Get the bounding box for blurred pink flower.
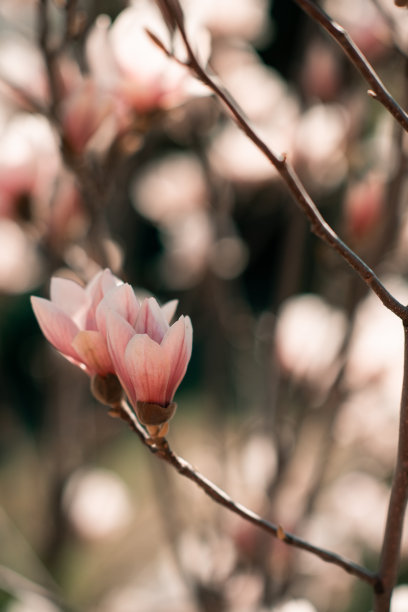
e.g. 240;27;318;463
343;173;385;242
0;114;59;220
86;1;210;118
60;79;114;154
103;292;192;411
31;269;122;376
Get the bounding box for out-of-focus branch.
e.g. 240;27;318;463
38;0;60;115
294;0;408;132
111;399;379;589
37;0;110;268
152;0;408;323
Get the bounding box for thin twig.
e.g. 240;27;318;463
294;0;408;133
374;322;408;610
154;0;408;323
112;399;379;589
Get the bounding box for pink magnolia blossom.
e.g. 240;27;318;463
100;288;192;417
32;270;192;433
31;269;123;376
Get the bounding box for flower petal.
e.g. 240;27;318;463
50;276;88;326
85;269;122;330
105;309;136;404
135;297;168;343
161;299;178;323
96;283;140;336
125;334;171;405
162;315;192;400
72;330;113;375
31;296;81;362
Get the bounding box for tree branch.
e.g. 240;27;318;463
154;0;408;323
294;0;408;132
111;399;379;589
374;323;408;610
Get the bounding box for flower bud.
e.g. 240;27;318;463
91;373;124;406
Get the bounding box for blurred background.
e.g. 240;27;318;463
1;0;408;610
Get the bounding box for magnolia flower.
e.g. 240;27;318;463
99;285;192;434
31;269;192;435
31;269;123;376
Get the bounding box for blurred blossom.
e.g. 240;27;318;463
323;0;391;61
0;114;59;220
299;40;342;101
86;1;210;119
343;172;385;243
208;236;249;280
225;572;264;611
239;434;277;492
185;0;271;42
60;78;115;154
375;0;408;50
0;36;48;107
45;171;89;251
62;468;132;540
391;585;408;612
320;472;388;550
209;121;289;185
273;599;317;612
0;219;43;293
275;294;347;391
208;62;299;184
335;387;400;466
178;530;236;583
160;210;214;288
293;104;349;190
345;276;408;395
217;54;298;124
132;153;209;223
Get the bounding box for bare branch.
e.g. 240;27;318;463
374;323;408;610
294;0;408;132
112;399;379;589
156;0;408;323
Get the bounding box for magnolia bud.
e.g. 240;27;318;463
91;373;124;406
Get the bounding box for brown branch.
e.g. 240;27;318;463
294;0;408;133
374;323;408;610
154;0;408;323
112;399;379;589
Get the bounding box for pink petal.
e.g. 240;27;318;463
161;299;178;323
31;296;81;362
85;269;122;330
100;268;123;295
125;334;171;405
50;276;88;325
135;297;169;343
105;309;136;404
96;283;140;336
162;316;192;400
72;330;113;375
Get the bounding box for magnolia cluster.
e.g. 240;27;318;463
31;269;192;436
